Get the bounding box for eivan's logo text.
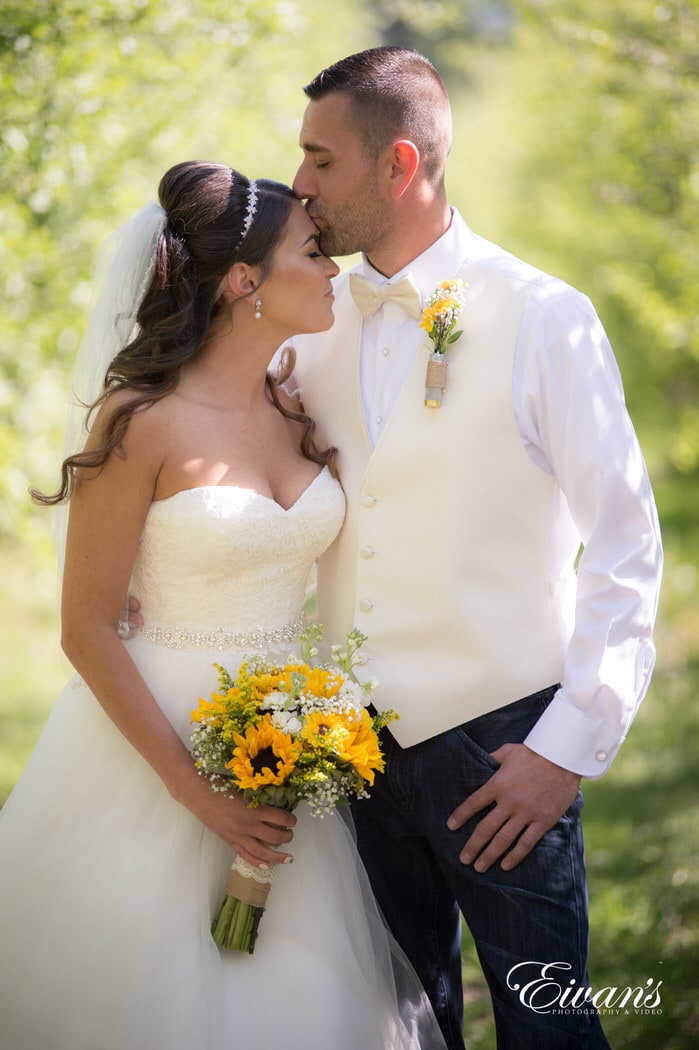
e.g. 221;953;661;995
507;961;663;1015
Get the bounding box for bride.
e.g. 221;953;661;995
0;161;446;1050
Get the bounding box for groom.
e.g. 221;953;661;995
287;47;662;1050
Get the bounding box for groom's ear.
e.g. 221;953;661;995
386;140;420;199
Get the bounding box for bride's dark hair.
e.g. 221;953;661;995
34;160;336;506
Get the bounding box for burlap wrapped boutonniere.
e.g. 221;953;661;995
421;279;467;407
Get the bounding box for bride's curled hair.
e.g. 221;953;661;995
34;160;336;506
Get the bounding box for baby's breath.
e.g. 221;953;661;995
190;623;397;816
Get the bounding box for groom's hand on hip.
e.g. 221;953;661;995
447;744;582;872
125;595;144;635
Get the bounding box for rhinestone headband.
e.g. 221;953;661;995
236;178;258;249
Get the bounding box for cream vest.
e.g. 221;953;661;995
293;260;574;746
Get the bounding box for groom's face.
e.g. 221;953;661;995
293;92;393;258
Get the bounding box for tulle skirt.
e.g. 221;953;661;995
0;638;445;1050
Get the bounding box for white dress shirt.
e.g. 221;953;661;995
354;208;662;775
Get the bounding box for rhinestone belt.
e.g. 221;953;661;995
139;615;306;651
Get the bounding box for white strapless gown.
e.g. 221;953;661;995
0;468;446;1050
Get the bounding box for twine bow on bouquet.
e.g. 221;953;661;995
421;278;468;407
190;623;396;954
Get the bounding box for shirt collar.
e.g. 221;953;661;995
357;208;474;298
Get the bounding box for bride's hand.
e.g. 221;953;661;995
188;784;297;869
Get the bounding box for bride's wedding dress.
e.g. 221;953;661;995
0;467;445;1050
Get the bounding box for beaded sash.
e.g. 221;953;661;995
139;615;306;652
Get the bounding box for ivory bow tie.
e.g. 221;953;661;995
349;273;422;319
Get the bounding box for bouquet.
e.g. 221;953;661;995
190;623;396;954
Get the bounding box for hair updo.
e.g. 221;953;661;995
155;161;296;320
128;161;297;387
34;161;335;505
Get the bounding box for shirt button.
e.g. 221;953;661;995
358;599;374;612
595;750;608;763
362;494;377;508
375;415;383;425
382;347;390;357
360;546;375;559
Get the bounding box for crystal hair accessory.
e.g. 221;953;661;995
213;177;260;301
237;179;258;249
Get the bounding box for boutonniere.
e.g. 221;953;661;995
420;279;467;407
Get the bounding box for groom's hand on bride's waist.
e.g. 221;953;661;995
124;595;144;637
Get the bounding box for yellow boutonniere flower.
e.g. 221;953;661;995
422;278;467;407
420;278;467;353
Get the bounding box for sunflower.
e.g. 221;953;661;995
300;710;351;749
190;692;227;725
304;666;344;699
334;709;386;785
227;714;301;789
247;671;286;702
271;663;343;701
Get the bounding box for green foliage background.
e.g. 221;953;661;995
1;1;697;1046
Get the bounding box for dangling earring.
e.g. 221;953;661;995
254;298;262;320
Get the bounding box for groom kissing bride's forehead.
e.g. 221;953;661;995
288;45;661;1050
0;43;660;1050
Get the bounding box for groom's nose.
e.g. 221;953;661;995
292;160;316;203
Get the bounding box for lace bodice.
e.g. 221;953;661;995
130;467;345;642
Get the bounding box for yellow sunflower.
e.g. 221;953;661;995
300;710;351;748
227;714;301;789
190;693;227;724
268;663;344;701
335;709;385;785
304;666;344;699
247;671;285;701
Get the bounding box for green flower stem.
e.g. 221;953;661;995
211;895;265;954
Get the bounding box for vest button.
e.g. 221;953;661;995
358;599;374;612
360;546;375;559
362;494;377;507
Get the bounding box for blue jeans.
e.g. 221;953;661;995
351;686;611;1050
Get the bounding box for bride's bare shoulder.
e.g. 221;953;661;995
88;387;176;452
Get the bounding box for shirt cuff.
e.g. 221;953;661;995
524;690;624;778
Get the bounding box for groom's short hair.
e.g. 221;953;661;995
303;46;451;186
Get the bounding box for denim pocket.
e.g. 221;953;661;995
452;724;502;771
453;684;560;762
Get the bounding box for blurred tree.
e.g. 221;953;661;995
0;0;311;539
509;1;699;476
371;0;515;80
370;0;697;482
3;0;697;551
